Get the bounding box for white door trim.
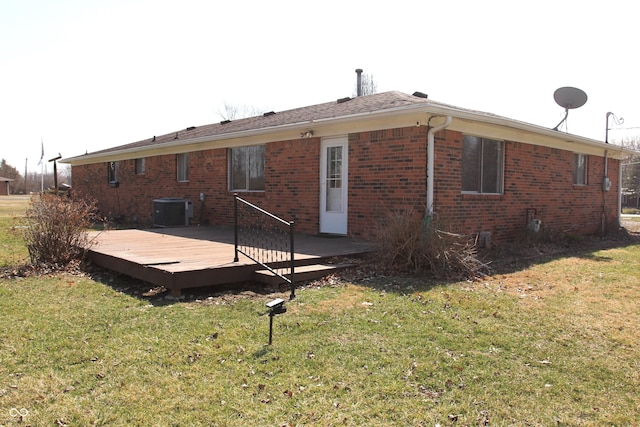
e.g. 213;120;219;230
320;136;348;235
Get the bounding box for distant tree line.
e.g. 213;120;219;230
0;158;70;194
617;137;640;206
620;138;640;184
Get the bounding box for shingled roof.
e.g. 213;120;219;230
63;90;632;164
83;91;443;157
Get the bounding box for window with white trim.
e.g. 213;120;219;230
177;153;189;182
573;153;587;185
135;158;145;175
107;161;118;183
229;145;265;191
462;135;504;194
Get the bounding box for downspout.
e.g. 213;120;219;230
618;156;623;227
426;115;452;219
602;149;608;235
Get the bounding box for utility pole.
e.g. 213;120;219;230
48;154;62;195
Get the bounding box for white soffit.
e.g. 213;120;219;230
449;117;628;159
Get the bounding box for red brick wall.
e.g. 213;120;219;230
71;126;620;242
71;150;230;225
232;138;321;230
348;127;428;238
432;132;620;242
70;139;323;230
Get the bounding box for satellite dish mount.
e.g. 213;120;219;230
552;87;588;131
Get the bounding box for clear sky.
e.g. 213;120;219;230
1;0;638;172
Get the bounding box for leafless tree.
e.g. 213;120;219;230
354;72;377;97
619;136;640;201
217;102;267;121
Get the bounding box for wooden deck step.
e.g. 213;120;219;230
254;263;353;286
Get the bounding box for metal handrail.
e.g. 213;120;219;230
233;194;295;299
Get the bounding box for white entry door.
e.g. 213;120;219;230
320;137;348;234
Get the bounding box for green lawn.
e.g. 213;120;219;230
1;196;639;426
0;195;30;265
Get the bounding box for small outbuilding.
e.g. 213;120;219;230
0;177;13;196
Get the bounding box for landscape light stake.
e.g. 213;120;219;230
265;298;286;345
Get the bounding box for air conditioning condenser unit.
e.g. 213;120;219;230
153;198;194;227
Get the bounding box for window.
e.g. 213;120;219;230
107;161;118;183
135;158;146;175
326;145;343;211
177;153;189;182
573;154;587;185
462;135;504;194
229;145;265;191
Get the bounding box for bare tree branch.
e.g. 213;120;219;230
354;72;377;97
217;102;267;121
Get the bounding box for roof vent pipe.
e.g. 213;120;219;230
355;69;363;97
426;116;452;219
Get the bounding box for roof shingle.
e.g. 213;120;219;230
86;91;436;156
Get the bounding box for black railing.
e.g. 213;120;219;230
233;194;296;299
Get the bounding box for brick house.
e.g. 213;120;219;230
62;91;630;243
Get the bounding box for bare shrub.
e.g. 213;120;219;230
375;210;487;279
22;194;102;266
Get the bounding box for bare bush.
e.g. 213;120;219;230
375;210;487;279
22;194;102;266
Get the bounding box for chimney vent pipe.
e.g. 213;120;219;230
355;68;363;97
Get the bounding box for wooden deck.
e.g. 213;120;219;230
86;226;373;294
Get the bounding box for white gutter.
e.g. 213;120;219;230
61;119;316;164
62;95;637;167
426;115;452;218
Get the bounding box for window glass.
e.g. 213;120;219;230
135;158;145;175
326;145;343;211
462;135;504;194
573;154;587;185
108;161;118;183
177;153;189;181
481;140;503;193
462;136;481;192
230;146;265;191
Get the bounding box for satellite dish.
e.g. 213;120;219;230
554;87;588;110
552;86;588;131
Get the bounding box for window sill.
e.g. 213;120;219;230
461;192;504;200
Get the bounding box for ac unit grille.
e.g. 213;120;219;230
153;198;194;227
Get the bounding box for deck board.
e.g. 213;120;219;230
86;226;373;292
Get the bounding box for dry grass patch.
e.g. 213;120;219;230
0;196;30;266
295;282;370;315
0;195;30;218
479;251;640;338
